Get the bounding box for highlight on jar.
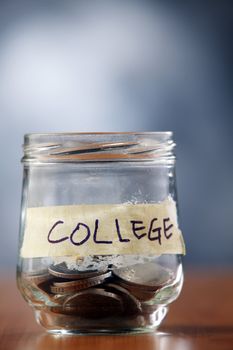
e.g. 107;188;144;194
17;132;186;334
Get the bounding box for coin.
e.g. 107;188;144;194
22;260;172;325
49;294;70;313
25;268;48;276
116;280;156;301
37;278;55;295
112;263;173;291
48;262;107;280
63;288;123;318
50;271;111;294
23;272;51;285
51;294;68;304
105;283;142;314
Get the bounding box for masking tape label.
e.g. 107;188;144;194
20;197;186;258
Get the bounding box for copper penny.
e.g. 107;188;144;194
105;283;142;315
116;280;156;301
23;272;51;286
37;278;55;295
50;271;111;294
63;288;123;318
25;269;48;276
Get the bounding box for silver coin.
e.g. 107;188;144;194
48;262;107;280
112;263;173;291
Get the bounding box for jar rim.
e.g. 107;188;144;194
22;132;175;164
24;131;173;138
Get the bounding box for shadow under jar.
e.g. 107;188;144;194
17;132;185;334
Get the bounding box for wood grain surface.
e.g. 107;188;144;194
0;270;233;350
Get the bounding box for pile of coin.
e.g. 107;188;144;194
22;262;173;320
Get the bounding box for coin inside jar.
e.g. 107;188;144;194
23;272;51;285
112;262;173;291
48;262;107;280
50;271;111;294
116;280;156;301
104;283;142;314
63;288;124;318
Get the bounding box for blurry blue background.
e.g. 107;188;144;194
0;0;232;267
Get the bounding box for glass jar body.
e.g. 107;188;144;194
17;133;184;334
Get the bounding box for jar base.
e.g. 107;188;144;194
34;306;168;335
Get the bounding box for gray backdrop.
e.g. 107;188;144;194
0;0;232;267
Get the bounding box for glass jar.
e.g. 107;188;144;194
17;132;185;334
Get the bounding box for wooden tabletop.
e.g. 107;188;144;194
0;270;233;350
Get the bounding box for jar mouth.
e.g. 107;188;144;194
25;131;172;137
22;132;175;164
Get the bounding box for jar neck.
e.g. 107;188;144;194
22;132;176;164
